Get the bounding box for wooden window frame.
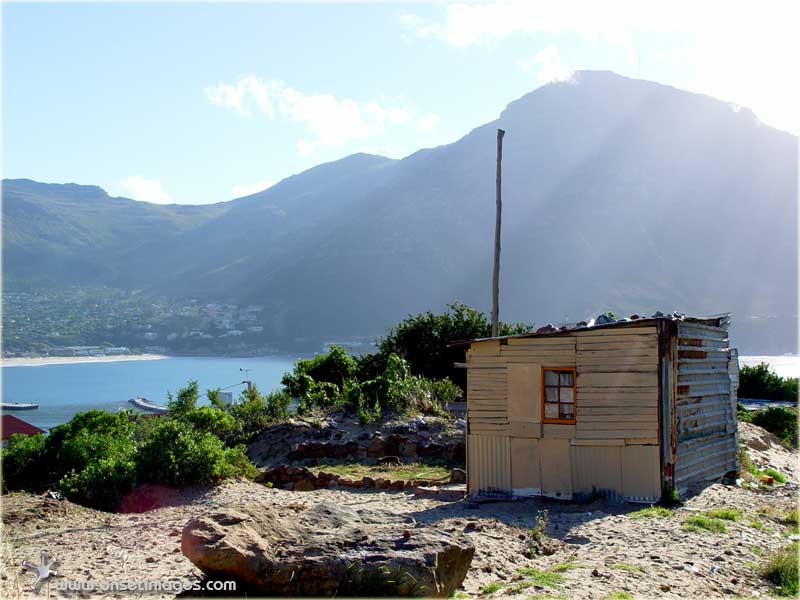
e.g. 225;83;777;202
541;366;577;425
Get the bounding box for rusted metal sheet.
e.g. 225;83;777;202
467;433;511;497
673;322;737;490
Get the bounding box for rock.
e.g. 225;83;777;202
660;584;671;592
362;477;376;489
367;437;387;457
293;479;316;492
145;557;157;563
414;486;439;499
182;503;474;597
450;468;467;484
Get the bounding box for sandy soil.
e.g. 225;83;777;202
1;425;797;599
0;355;169;368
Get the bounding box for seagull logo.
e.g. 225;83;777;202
21;550;59;590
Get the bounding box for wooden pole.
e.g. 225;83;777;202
491;128;505;338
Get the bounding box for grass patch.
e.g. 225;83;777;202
748;519;765;531
739;445;761;477
313;460;450;482
784;509;798;525
515;568;565;589
606;592;633;600
481;581;503;595
704;507;743;521
760;542;799;596
763;468;787;483
549;562;580;573
628;506;673;519
610;563;642;573
682;515;728;533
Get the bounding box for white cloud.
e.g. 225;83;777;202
399;1;800;132
518;46;573;83
416;113;440;133
231;180;276;198
206;77;428;154
120;176;173;204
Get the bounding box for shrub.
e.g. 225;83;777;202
1;433;46;491
167;379;199;414
179;406;236;439
749;406;797;448
760;543;799;596
377;301;531;389
137;419;253;486
264;389;291;421
226;385;272;444
44;410;135;478
738;363;798;402
282;346;356;396
57;456;136;511
431;377;463;406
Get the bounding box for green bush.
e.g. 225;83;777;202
377;301;531;388
167;379;200;414
264;389;292;421
739;363;798;401
282;345;356;396
1;433;46;491
44;410;135;478
57;456;136;511
431;377;463;405
225;384;273;444
179;406;236;439
749;406;797;448
137;419;253;486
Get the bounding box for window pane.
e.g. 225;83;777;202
544;403;559;418
545;387;558;403
560;372;574;386
544;370;558;385
560;403;574;418
560;387;574;404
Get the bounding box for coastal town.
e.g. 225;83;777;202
1;288;287;358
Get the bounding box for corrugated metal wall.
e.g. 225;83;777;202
467;433;511;495
673;322;738;489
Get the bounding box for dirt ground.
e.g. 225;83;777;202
1;424;797;599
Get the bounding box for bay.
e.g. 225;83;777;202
0;355;298;430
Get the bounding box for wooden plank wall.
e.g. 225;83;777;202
575;327;659;441
673;322;737;489
465;327;663;502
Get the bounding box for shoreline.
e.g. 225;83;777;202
0;354;170;368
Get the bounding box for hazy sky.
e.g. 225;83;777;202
3;1;798;204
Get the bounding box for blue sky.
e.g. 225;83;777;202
3;2;798;204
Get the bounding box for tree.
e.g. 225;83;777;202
377;301;530;387
167;380;199;414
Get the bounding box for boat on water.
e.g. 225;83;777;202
0;402;39;411
128;397;169;414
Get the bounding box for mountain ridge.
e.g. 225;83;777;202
3;71;797;353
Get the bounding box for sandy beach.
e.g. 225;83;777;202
0;354;169;368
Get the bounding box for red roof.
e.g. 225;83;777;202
1;414;45;440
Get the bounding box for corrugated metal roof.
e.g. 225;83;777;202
1;414;45;440
449;312;730;347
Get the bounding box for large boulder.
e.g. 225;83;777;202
181;503;474;597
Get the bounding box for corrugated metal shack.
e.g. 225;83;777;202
454;313;739;502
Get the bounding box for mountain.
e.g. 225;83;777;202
3;71;797;353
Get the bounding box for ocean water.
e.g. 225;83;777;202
1;354;795;432
0;356;298;430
